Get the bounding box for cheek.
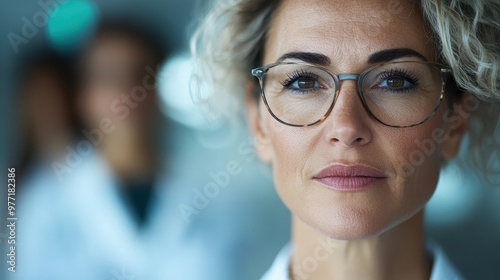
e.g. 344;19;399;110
259;104;314;200
381;121;443;220
270;134;313;223
385;108;446;189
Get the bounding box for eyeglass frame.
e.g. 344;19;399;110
251;61;452;128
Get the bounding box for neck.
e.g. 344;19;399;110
290;211;431;280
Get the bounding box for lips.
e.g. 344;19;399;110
313;165;387;191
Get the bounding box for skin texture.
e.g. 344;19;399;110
246;0;469;279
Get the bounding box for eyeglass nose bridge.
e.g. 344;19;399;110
335;74;361;94
337;74;360;81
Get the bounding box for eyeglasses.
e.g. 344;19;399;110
251;61;452;128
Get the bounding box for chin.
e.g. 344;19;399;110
301;203;412;240
320;217;392;241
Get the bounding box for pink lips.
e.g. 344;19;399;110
313;165;386;191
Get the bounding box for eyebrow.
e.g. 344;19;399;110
368;48;428;64
275;48;428;66
276;52;331;66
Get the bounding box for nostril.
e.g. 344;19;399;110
329;134;368;146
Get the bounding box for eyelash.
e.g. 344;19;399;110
378;69;421;90
280;69;321;89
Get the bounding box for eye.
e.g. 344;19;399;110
375;69;420;92
381;76;409;89
280;69;323;92
292;78;319;89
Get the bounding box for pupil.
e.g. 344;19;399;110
387;77;404;87
298;79;314;88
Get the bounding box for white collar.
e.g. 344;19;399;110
260;240;465;280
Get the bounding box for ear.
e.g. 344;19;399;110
245;80;273;163
441;94;471;160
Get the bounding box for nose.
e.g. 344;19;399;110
323;80;373;147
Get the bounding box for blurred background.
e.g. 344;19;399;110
0;1;498;280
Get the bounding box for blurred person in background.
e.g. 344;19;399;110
75;20;164;228
14;18;287;280
15;49;78;182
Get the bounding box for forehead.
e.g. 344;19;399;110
265;0;434;69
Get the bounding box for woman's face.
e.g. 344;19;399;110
248;0;467;239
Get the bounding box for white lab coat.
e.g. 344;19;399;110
13;150;289;280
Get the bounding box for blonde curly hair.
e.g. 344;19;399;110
190;0;500;183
